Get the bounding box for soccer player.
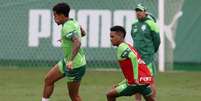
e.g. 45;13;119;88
131;4;160;101
106;26;155;101
41;2;86;101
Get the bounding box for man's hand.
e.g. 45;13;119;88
66;61;73;71
80;26;86;37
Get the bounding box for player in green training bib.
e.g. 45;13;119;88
41;2;86;101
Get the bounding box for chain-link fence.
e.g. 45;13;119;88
5;0;199;72
0;0;158;69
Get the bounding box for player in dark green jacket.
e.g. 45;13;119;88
131;4;160;101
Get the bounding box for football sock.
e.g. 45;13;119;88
42;97;49;101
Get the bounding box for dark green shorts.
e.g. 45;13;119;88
57;59;86;82
115;82;152;97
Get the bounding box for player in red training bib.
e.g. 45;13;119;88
106;26;154;101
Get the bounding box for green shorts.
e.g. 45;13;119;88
115;82;152;97
57;59;86;82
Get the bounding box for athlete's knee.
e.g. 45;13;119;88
106;91;111;97
44;75;54;85
106;92;117;101
106;91;115;98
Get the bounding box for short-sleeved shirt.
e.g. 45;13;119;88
61;19;86;68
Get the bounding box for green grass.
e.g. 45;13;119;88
0;68;201;101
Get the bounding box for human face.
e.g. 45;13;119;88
135;10;146;20
53;12;66;25
110;31;122;46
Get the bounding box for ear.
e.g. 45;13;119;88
118;32;124;38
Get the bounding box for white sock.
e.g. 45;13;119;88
42;97;49;101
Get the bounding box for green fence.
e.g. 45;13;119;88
0;0;200;70
0;0;157;68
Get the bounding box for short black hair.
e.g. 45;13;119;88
110;26;126;38
53;2;70;17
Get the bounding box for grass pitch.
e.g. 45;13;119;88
0;68;201;101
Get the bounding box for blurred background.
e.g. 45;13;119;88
0;0;201;101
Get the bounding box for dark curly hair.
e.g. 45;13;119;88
53;2;70;17
110;26;126;38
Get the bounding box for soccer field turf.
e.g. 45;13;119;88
0;68;201;101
